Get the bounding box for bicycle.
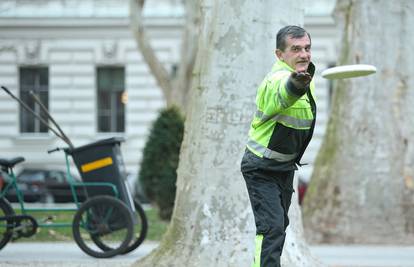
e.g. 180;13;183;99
0;138;148;258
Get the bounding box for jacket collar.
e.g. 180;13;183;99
272;60;294;72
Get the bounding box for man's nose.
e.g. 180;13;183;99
299;49;310;58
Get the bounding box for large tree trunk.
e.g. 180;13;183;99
303;0;414;244
133;0;325;266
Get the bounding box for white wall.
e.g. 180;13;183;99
0;0;183;176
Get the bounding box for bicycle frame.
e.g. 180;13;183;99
1;143;148;258
0;150;121;229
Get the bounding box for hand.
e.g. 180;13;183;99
290;71;312;89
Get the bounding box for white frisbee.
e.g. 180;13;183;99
321;64;377;80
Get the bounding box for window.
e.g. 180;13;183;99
19;67;49;133
97;67;125;132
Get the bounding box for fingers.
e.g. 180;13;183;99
293;72;311;82
290;71;312;89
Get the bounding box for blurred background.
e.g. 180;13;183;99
0;0;336;205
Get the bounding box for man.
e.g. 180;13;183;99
241;25;316;267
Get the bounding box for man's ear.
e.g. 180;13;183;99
275;49;283;60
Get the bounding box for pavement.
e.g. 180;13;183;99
0;241;158;267
310;245;414;267
1;242;414;267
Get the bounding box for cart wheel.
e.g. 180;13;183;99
0;198;15;250
122;199;148;254
91;198;148;254
72;196;133;258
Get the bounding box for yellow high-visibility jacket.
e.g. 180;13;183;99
246;60;316;167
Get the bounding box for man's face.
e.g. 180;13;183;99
276;35;311;73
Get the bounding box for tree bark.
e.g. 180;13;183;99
133;0;326;266
303;0;414;244
129;0;172;103
129;0;199;111
170;1;200;111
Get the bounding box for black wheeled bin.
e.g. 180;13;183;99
69;137;135;212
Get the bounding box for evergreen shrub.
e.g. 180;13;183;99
138;106;184;220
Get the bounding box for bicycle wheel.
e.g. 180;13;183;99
72;196;133;258
91;199;148;254
0;198;15;250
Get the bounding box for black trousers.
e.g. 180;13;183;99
241;152;294;267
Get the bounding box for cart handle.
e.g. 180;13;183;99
1;86;74;149
47;147;61;154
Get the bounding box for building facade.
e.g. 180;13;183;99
0;0;337;182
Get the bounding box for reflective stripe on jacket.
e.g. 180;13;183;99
246;60;316;166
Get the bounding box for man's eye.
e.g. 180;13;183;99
292;47;299;52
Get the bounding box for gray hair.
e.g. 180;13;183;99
276;25;311;51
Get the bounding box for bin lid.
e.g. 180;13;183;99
69;137;125;154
